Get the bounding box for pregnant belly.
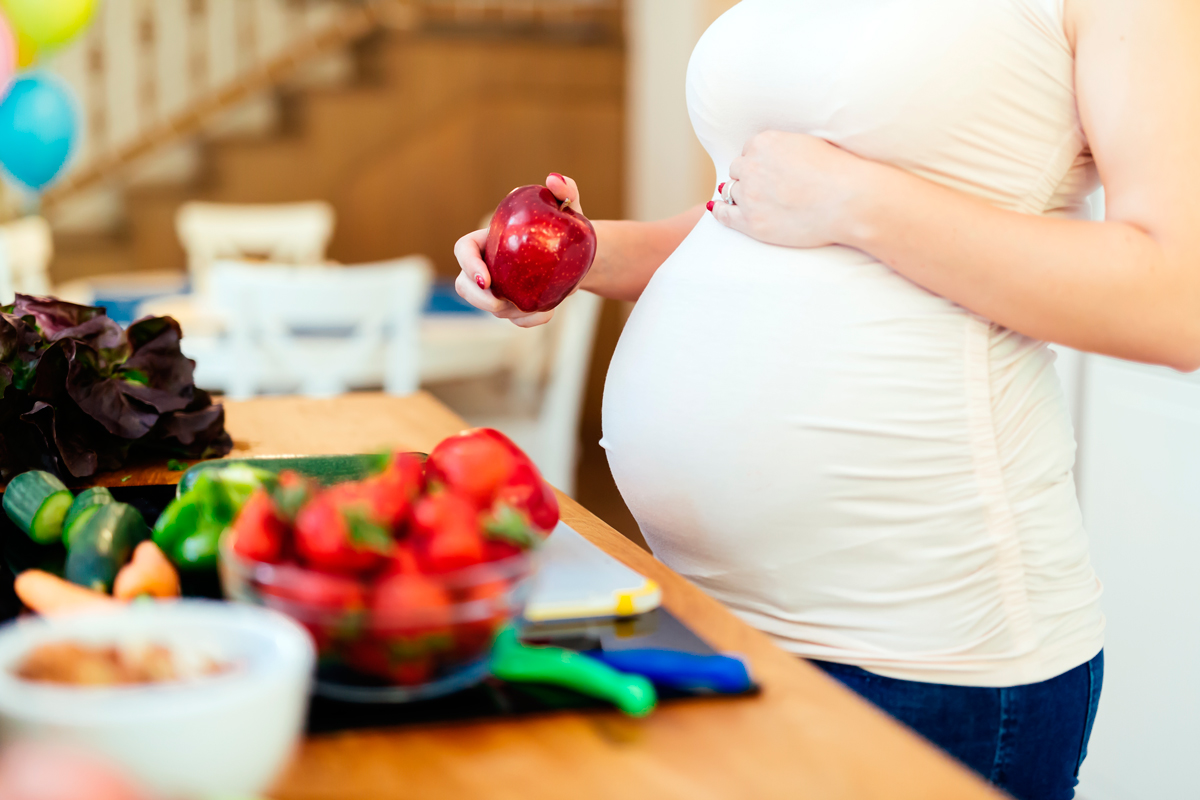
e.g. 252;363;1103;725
601;215;1081;655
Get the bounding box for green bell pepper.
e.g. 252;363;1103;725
153;467;274;571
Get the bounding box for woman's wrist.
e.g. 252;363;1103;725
833;156;892;253
581;208;704;301
580;219;616;294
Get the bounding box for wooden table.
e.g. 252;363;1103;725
209;392;1004;800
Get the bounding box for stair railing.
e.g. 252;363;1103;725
34;0;619;211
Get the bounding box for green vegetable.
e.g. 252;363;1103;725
152;494;200;556
3;471;75;545
154;466;274;571
65;503;151;592
62;487;115;546
0;298;232;481
167;459;189;472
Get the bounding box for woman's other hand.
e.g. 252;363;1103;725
709;131;871;249
454;172;583;328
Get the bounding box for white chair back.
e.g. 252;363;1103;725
0;216;53;302
176;202;335;293
524;292;603;494
209;257;433;399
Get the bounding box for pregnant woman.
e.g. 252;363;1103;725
455;1;1200;797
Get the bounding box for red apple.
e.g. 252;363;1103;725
484;185;598;313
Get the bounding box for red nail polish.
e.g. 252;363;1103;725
706;200;715;212
476;275;486;289
717;182;725;193
549;173;564;183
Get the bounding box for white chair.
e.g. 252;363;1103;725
176;201;336;294
207;257;433;399
433;291;604;496
137;201;338;342
0;216;53;302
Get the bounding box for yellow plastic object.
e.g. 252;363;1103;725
2;0;96;50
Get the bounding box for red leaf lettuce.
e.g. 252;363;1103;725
0;296;232;481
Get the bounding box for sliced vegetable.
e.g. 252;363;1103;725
62;487;115;546
3;471;75;545
113;541;181;600
65;503;150;593
14;569;117;615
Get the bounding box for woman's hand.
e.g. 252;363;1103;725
709;131;872;249
454;172;583;328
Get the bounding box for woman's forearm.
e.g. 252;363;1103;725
839;162;1200;371
583;204;706;302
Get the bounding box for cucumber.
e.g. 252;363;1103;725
65;503;150;593
62;487;115;547
3;471;74;545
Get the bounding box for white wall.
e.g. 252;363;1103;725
1061;188;1200;799
624;0;736;222
1074;358;1200;800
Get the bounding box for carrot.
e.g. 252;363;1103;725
113;541;181;601
14;570;118;616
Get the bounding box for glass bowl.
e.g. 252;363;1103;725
218;534;535;702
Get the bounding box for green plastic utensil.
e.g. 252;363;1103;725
490;627;657;717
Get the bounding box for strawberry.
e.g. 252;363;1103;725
425;428;559;549
453;577;510;658
367;567;455;682
258;565;366;651
360;452;425;531
230;488;287;563
270;470;318;523
484;539;523;563
411;492;486;573
294;484;395;574
379;542;422;577
425;429;521;508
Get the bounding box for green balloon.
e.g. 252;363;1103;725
2;0;96;50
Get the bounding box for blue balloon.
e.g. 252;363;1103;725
0;74;78;191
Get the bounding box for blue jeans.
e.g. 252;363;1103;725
812;651;1103;800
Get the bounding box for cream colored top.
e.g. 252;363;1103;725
601;0;1105;687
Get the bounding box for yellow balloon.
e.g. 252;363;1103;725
1;0;96;50
16;31;36;68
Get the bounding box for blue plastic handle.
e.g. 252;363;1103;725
586;649;752;694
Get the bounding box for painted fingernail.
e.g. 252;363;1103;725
549;173;564;183
706;200;715;212
475;275;486;289
717;182;725;193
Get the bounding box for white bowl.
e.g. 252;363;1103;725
0;600;314;798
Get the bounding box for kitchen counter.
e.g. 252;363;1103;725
205;392;1002;800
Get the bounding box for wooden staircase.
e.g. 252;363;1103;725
47;1;625;283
